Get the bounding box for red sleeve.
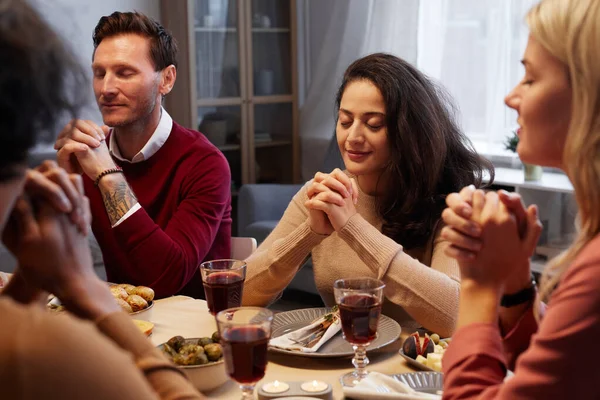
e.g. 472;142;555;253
111;152;231;297
501;303;541;370
442;256;600;399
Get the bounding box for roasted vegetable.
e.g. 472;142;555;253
162;343;178;358
197;337;213;347
179;344;204;356
164;336;224;366
174;349;208;366
204;343;223;361
167;336;185;352
211;331;220;343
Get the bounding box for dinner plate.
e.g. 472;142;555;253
269;307;401;358
393;372;443;395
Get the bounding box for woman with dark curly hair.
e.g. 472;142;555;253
243;53;493;337
0;0;203;398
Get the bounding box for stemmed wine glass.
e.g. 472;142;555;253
333;277;385;387
216;307;274;400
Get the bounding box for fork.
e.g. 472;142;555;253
289;326;328;348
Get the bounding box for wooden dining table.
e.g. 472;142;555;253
148;296;418;399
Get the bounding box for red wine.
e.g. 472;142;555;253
203;271;244;315
221;326;269;384
339;294;382;344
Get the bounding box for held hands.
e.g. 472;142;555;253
305;169;358;234
55;120;116;180
441;187;542;291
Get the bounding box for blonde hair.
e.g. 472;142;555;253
526;0;600;314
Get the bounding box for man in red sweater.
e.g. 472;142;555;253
54;11;232;299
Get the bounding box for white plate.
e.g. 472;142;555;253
269;307;401;358
393;372;443;395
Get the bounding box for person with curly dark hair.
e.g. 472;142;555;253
243;53;493;337
0;1;203;398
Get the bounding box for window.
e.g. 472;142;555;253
417;0;537;155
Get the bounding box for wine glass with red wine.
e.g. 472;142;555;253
216;307;273;400
333;277;385;387
200;259;246;315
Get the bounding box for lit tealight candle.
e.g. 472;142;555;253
301;380;329;393
261;380;290;394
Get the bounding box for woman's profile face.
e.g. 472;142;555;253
336;79;391;182
505;35;572;168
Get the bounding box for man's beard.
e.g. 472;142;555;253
101;85;159;128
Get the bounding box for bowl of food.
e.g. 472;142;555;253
158;333;228;392
110;283;155;321
399;331;450;372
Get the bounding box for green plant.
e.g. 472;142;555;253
504;131;519;153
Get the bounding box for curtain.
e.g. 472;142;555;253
417;0;537;153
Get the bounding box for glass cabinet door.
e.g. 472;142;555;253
193;0;247;188
198;105;244;192
252;103;294;184
193;0;242;100
249;0;292;97
248;0;295;184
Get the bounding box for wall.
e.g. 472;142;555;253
30;0;160;121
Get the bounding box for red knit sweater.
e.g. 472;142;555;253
84;122;232;298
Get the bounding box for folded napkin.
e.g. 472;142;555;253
343;372;441;400
269;307;341;353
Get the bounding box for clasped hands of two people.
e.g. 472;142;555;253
2;120;121;320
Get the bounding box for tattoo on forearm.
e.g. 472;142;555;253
101;182;138;226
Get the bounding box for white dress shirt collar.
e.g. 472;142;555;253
109;107;173;163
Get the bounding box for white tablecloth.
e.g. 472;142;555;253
149;296;416;399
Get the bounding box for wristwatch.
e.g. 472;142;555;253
501;276;537;307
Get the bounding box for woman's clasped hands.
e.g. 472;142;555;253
440;185;543;293
305;168;359;235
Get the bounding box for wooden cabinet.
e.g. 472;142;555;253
161;0;300;194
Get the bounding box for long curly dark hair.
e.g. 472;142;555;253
335;53;494;249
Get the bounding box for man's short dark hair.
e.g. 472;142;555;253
0;0;85;182
93;11;178;70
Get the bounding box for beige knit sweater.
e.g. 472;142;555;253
243;180;460;337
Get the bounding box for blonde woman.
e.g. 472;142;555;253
438;0;600;398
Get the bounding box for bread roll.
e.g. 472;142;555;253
126;294;148;312
116;298;133;313
132;286;155;302
117;283;136;295
110;286;128;301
